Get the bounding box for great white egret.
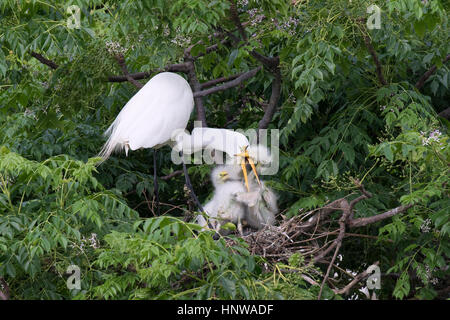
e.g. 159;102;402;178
99;72;198;213
99;72;194;159
196;165;247;235
99;72;266;214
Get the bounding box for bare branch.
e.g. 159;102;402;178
160;170;183;181
258;62;281;130
114;55;144;89
229;0;247;41
317;200;350;299
415;54;450;90
438;106;450;120
356;19;387;86
200;72;245;89
194;67;262;98
334;261;379;296
348;204;414;228
184;55;207;126
30;51;59;69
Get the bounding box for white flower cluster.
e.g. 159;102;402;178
421;129;442;146
279;17;300;34
70;233;100;254
170;27;191;47
420;218;432;233
425;264;439;285
105;40;127;56
248;8;265;26
238;0;249;7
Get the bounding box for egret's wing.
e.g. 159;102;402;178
235;191;260;207
190;128;250;159
99;73;193;160
262;186;278;213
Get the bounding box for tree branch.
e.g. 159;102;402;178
317;200;350;299
356;20;387;86
258;62;281;130
194;67;261;98
200;72;245;89
160;170;183;181
415;54;450;90
348;204;414;228
184;54;207;126
437;106;450;120
229;0;247;41
114;55;144;89
334;261;379;296
30;51;59;69
107;63;190;83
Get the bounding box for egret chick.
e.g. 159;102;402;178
196;165;247;235
235;145;277;230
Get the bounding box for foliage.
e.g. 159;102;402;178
0;0;449;299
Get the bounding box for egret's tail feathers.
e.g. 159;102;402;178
96;123;130;165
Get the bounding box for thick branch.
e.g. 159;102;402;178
185;57;207;126
200;72;245;89
258;63;281;130
160;170;183;181
108;63;190;83
194;67;261;98
229;0;247;41
30;51;59;69
348;204;414;228
114;55;144;89
437;107;450;120
357;23;387;86
415;54;450;90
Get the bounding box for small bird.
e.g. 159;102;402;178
196;165;247;235
235;145;277;230
235;171;277;230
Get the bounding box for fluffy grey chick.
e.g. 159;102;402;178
235;145;277;230
196;165;247;235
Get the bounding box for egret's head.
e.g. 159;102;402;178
211;165;241;187
247;144;272;168
219;170;229;182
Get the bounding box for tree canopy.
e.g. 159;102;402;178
0;0;449;300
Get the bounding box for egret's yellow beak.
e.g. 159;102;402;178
234;146;261;192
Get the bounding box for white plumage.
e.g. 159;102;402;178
196;165;247;235
99;72;194;160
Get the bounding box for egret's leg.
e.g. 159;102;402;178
153;149;160;215
180;151;205;214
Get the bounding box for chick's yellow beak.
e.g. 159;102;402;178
219;171;229;181
235;146;262;192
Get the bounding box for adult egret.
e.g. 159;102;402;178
196;165;247;235
99;72;200;212
100;72;194;159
